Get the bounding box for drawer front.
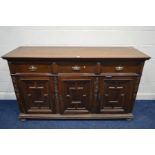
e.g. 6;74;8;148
10;64;51;73
57;62;96;73
101;62;142;73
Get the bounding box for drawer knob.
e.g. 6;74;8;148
28;65;38;72
72;66;81;71
115;66;124;71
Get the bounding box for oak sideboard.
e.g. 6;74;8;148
2;47;150;120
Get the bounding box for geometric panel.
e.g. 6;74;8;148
101;78;134;113
19;78;53;113
60;78;93;114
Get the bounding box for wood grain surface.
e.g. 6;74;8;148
2;46;150;59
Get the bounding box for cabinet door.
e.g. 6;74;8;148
19;77;55;113
59;76;94;114
100;76;135;113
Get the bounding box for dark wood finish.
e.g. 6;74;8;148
59;76;94;114
9;63;51;73
99;76;136;114
2;46;150;59
18;77;55;114
101;60;143;74
57;62;96;73
2;46;150;120
19;113;133;119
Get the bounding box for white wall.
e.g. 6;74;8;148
0;26;155;100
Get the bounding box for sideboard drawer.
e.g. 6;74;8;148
57;62;96;73
101;62;142;73
10;64;51;73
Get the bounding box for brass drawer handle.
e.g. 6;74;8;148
115;66;124;71
72;66;81;71
28;65;38;72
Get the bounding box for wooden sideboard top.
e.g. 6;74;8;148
2;46;150;60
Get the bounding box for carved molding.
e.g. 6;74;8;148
53;76;59;112
12;76;20;100
132;76;141;102
11;76;25;112
94;77;99;101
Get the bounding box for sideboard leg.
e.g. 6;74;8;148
20;118;26;121
127;118;132;121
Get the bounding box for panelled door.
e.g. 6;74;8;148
18;77;55;113
100;76;135;113
59;76;94;114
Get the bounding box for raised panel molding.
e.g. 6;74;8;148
18;78;55;113
1;92;154;100
59;78;93;114
100;78;135;113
